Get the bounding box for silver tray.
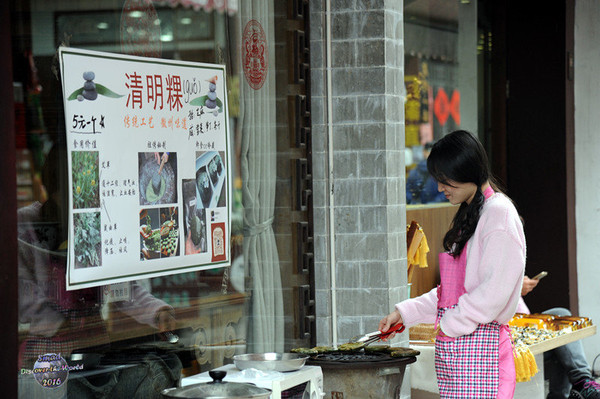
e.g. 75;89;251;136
233;353;308;372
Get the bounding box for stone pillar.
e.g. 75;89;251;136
310;0;408;349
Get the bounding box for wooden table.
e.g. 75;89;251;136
514;325;596;398
409;325;597;399
528;325;596;355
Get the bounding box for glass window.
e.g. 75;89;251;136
13;0;312;396
404;0;480;298
404;0;480;206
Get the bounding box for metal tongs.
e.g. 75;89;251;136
352;323;406;346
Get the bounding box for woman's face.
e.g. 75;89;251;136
437;180;478;205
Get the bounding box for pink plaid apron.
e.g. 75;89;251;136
434;186;515;398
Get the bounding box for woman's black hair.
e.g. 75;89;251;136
427;130;492;257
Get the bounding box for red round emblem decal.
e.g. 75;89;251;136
242;19;268;90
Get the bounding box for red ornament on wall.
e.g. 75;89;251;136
434;88;450;126
242;19;268;90
449;90;460;125
434;88;461;126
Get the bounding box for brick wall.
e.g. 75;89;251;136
310;0;408;348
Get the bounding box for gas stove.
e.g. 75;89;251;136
307;351;416;369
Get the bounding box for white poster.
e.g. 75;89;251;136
59;47;231;290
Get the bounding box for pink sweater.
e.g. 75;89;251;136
397;192;526;337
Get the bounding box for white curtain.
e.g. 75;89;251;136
238;0;283;353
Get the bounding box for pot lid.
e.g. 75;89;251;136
162;371;271;399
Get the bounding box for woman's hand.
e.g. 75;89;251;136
521;276;539;296
378;309;403;340
156;309;176;332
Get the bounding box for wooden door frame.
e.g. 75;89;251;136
565;0;577;314
0;0;18;396
487;0;577;313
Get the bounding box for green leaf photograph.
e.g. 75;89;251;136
74;211;102;269
72;151;100;209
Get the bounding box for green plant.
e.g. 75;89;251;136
74;211;102;268
72;151;100;209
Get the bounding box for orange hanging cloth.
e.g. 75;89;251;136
407;221;430;283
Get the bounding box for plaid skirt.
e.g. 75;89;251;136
435;307;501;398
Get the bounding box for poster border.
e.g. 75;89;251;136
59;47;232;290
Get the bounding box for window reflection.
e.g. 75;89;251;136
14;1;308;396
406;142;447;205
404;0;464;206
18;140;184;395
20;1;238;354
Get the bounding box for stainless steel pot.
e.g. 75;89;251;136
161;371;271;399
233;353;308;372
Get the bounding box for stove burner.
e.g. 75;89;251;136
312;352;390;362
307;351;416;369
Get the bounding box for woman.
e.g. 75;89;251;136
380;130;526;398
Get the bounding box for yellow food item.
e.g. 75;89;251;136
509;317;547;329
510;314;593;331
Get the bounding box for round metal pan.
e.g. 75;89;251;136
233;353;308;372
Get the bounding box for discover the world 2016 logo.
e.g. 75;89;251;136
20;353;84;388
